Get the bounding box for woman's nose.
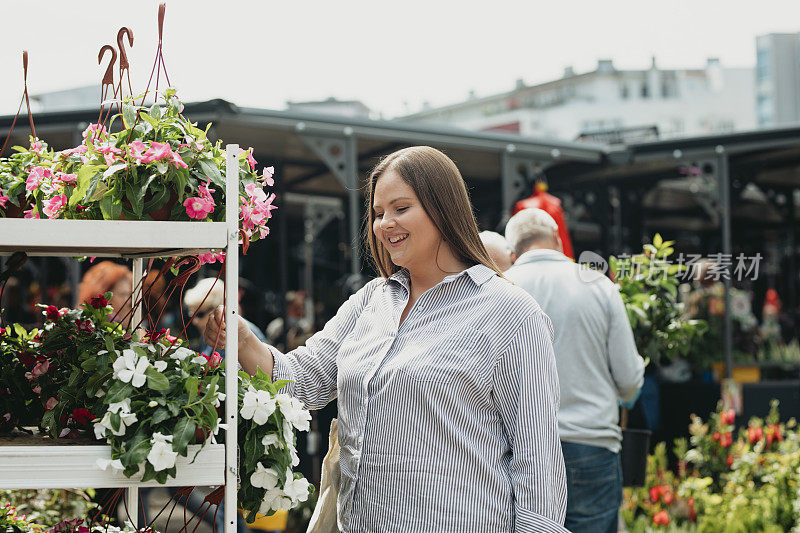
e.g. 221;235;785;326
380;215;395;230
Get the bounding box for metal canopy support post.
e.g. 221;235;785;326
715;146;733;379
500;146;552;230
299;132;361;279
790;188;798;335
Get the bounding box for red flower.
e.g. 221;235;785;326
204;350;223;369
719;432;733;448
773;424;783;442
688;497;697;522
662;491;674;505
77;319;95;333
747;426;763;445
649;486;660;503
148;328;168;342
46;305;60;321
727;454;734;467
721;409;736;426
653;510;670;526
89;295;108;309
713;432;720;441
71;408;93;426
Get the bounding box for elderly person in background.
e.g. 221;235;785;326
478;230;515;272
504;208;644;533
183;277;266;355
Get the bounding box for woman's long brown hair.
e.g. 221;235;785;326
365;146;503;279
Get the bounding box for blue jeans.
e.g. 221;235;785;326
561;441;621;533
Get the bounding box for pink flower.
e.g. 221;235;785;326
30;140;44;155
171;151;188;169
141;141;174;163
45;397;59;410
244;183;267;203
58;145;88;158
198;181;215;203
82;123;107;142
26;166;51;191
197;251;226;265
240;147;257;170
129;140;148;160
23;208;40;219
43;194;67;219
32;385;41;395
183;196;215;219
0;190;7;209
103;153;118;166
56;173;77;185
25;360;50;381
262;166;275;187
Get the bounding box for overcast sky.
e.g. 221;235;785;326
1;0;799;119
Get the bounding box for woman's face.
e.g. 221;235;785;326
109;278;132;324
372;169;442;273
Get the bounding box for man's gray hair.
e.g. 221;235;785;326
184;277;224;312
504;208;559;255
479;230;513;253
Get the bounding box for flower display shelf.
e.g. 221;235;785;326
0;433;224;488
0;219;228;258
0;145;243;533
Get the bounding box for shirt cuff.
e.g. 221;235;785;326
515;509;569;533
269;345;295;394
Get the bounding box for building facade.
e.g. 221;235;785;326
756;33;800;127
399;58;757;143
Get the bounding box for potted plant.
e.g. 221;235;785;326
609;235;708;486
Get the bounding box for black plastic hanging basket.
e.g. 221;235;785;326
621;427;651;487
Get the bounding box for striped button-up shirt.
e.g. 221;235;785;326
272;264;567;532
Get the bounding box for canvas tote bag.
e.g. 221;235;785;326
306;418;340;533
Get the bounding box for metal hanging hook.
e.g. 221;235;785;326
117;27;134;98
98;44;118;125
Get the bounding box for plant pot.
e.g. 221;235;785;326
3;194;27;218
621;427;651;487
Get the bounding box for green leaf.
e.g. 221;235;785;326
87;181;110;202
272;379;291;392
653;234;663;248
152;408;171;425
104;335;116;354
150;104;162;121
103;162;128;179
127;433;151;465
145;367;170;391
122;103;137;129
156;161;169;175
185;376;199;402
140;111;159;130
197;158;225;188
99;195;122;220
172;418;195;455
106;382;134;404
69;166;103;208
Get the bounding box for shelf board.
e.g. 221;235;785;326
0;219;229;258
0;437;225;488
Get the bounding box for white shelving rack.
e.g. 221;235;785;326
0;145;242;533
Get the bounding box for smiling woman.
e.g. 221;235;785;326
205;145;568;533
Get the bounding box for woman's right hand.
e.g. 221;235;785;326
203;305;253;350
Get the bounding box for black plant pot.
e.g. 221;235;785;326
621;428;651;487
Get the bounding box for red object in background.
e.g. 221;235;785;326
512;181;575;259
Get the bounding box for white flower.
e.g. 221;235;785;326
168;347;194;361
283;468;311;503
210;422;227;444
153;360;168;372
250;462;279;489
212;391;226;408
259;488;292;514
277;394;312;432
152;432;173;444
147;439;178;471
262;434;282;449
148;400;158;408
241;389;276;425
96;458;125;471
95;406;137;438
112;349;150;388
191;355;207;365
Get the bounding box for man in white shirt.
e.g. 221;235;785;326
504;208;645;533
479;230;515;271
